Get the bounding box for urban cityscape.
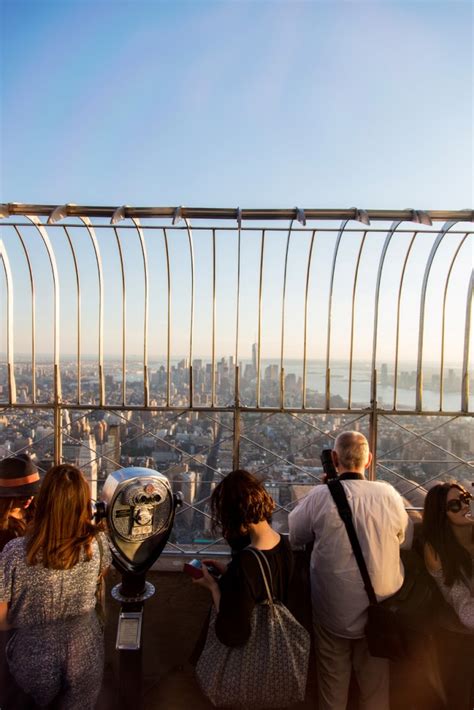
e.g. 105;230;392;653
0;351;471;549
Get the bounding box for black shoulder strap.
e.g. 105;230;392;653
327;479;377;605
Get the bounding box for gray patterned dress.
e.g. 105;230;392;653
0;532;111;709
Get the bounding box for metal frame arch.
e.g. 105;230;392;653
162;227;172;407
184;217;195;407
393;231;419;410
256;229;266;408
62;226;82;404
78;216;105;405
280;219;296;401
416;220;458;411
0;239;16;403
112;226;127;406
302;229;317;409
439;232;471;410
131;217;150;407
370;219;405;404
25;215;61;402
461;270;473;413
347;230;369;408
326;218;350;409
12;225;36;403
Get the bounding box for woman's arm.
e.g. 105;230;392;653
193;564;221;611
425;543;474;630
0;601;10;631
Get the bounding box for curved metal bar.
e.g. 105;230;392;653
348;230;368;408
280;220;295;392
184;217;195;406
371;220;405;404
302;230;317;408
113;227;127;406
393;232;418;410
79;217;105;405
235;215;241;385
461;269;473;412
13;226;36;402
0;239;16;403
25;215;61;401
211;229;217;407
162;228;172;407
416;220;457;410
131;218;150;407
326;219;350;407
439;233;470;410
256;230;266;408
63;227;81;403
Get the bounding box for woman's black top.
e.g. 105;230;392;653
215;536;294;647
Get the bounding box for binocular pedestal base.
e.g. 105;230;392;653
111;580;155;603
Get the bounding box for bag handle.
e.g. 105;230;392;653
246;547;274;607
327;479;378;606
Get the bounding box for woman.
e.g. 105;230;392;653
194;469;294;647
0;454;40;552
423;482;474;709
0;464;111;709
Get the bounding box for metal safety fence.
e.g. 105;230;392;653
1;204;472;552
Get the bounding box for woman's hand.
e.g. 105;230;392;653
193;564;221;611
201;559;227;576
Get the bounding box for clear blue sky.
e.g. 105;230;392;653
1;0;472;208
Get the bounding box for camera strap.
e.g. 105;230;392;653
327;479;377;606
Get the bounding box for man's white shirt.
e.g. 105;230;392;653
289;479;413;638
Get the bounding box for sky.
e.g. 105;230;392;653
0;0;472;373
1;0;472;208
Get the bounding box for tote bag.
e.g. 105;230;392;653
196;548;310;709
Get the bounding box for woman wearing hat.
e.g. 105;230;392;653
0;454;40;552
0;463;111;709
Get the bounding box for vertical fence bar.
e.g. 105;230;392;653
348;231;367;408
113;228;127;406
461;270;473;413
326;220;348;409
211;229;217;407
80;217;105;406
26;216;61;403
302;230;317;409
63;227;82;404
184;218;195;407
235;220;241;406
163;228;171;407
280;220;295;408
439;233;469;411
13;227;36;402
0;240;16;403
256;230;266;408
371;220;403;410
393;232;418;410
132;218;150;407
416;221;456;411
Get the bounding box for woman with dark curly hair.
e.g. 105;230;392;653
193;469;294;646
423;482;474;709
0;464;111;709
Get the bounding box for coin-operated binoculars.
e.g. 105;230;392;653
97;467;181;707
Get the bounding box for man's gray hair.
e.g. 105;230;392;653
334;431;370;471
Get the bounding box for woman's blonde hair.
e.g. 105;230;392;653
26;464;97;570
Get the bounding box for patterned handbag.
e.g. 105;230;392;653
196;547;310;709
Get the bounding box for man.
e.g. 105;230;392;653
289;431;412;710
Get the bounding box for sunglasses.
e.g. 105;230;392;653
446;491;472;513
